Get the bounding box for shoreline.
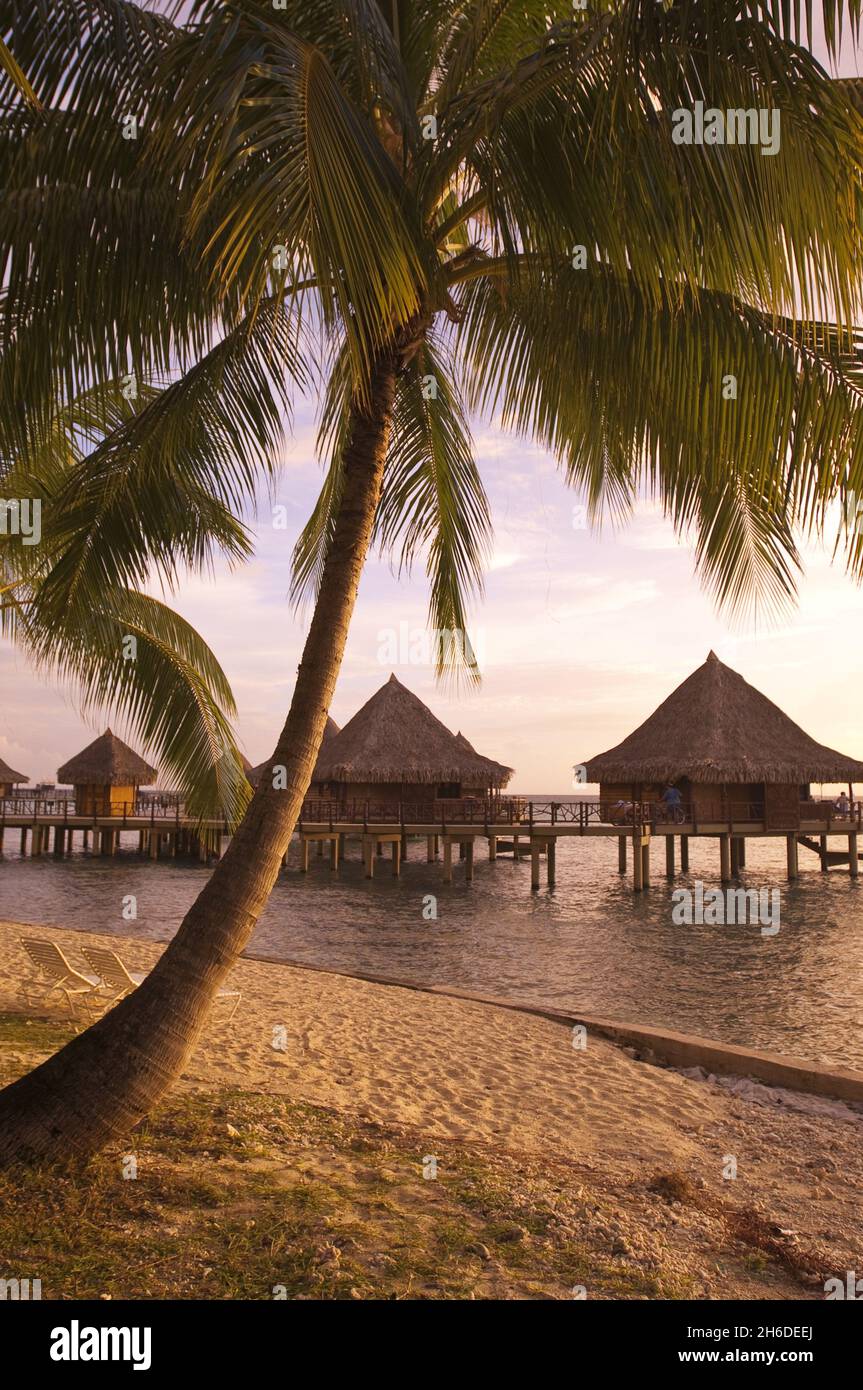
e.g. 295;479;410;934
2;914;861;1105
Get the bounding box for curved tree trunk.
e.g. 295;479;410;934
0;350;400;1164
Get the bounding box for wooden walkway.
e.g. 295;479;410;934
1;796;861;891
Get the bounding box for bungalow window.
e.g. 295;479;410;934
436;783;461;799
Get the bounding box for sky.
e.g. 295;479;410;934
1;9;862;793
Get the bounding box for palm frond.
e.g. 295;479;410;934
456;263;863;619
376;336;491;681
0;33;39;106
3;581;249;824
155;6;428;388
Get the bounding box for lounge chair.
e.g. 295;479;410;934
81;945;146;1002
19;938;103;1021
82;945;242;1019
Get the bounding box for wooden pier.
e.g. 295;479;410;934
3;794;861;892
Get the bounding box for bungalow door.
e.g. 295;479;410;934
764;783;800;831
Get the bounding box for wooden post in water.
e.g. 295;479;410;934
819;834;829;871
786;833;799;881
426;834;435;862
618;836;627;873
632;830;643;891
301;837;310;873
641;835;650;887
680;835;689;872
730;837;740;876
719;834;731;882
391;838;400;877
849;831;859;878
443;837;453;884
53;825;64;856
547;837;556;888
530;838;541;891
363;835;375;879
737;837;745;868
149;830;158;860
464;839;474;882
488;835;497;861
665;835;675;878
20;827;27;855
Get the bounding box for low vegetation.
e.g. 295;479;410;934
0;1014;816;1300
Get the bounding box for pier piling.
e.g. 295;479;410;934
530;838;541;891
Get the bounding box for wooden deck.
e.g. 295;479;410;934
1;796;860;890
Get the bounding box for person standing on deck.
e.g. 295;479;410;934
660;784;683;822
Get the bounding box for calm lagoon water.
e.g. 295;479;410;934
2;800;862;1069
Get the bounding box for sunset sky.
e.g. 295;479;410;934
1;13;861;793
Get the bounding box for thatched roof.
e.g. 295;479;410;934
315;675;514;787
0;755;27;784
57;729;157;785
585;651;863;784
248;716;341;788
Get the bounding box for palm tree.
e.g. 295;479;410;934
2;0;863;1163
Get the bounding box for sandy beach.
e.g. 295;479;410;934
2;914;862;1290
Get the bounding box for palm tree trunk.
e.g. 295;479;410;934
0;349;400;1164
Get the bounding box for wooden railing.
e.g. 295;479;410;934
2;794;861;831
0;796;185;824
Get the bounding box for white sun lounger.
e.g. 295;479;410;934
82;944;241;1018
19;938;103;1021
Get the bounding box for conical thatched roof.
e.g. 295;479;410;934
0;755;27;784
585;652;863;784
248;716;340;787
315;675;513;787
57;729;157;785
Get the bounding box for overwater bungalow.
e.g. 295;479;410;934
56;730;157;817
0;756;28;798
585;651;863;829
310;674;513;811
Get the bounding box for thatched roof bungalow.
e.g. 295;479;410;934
312;674;513;807
57;729;157;816
0;755;28;797
585;651;863;828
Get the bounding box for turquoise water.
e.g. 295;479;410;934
1;809;862;1069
